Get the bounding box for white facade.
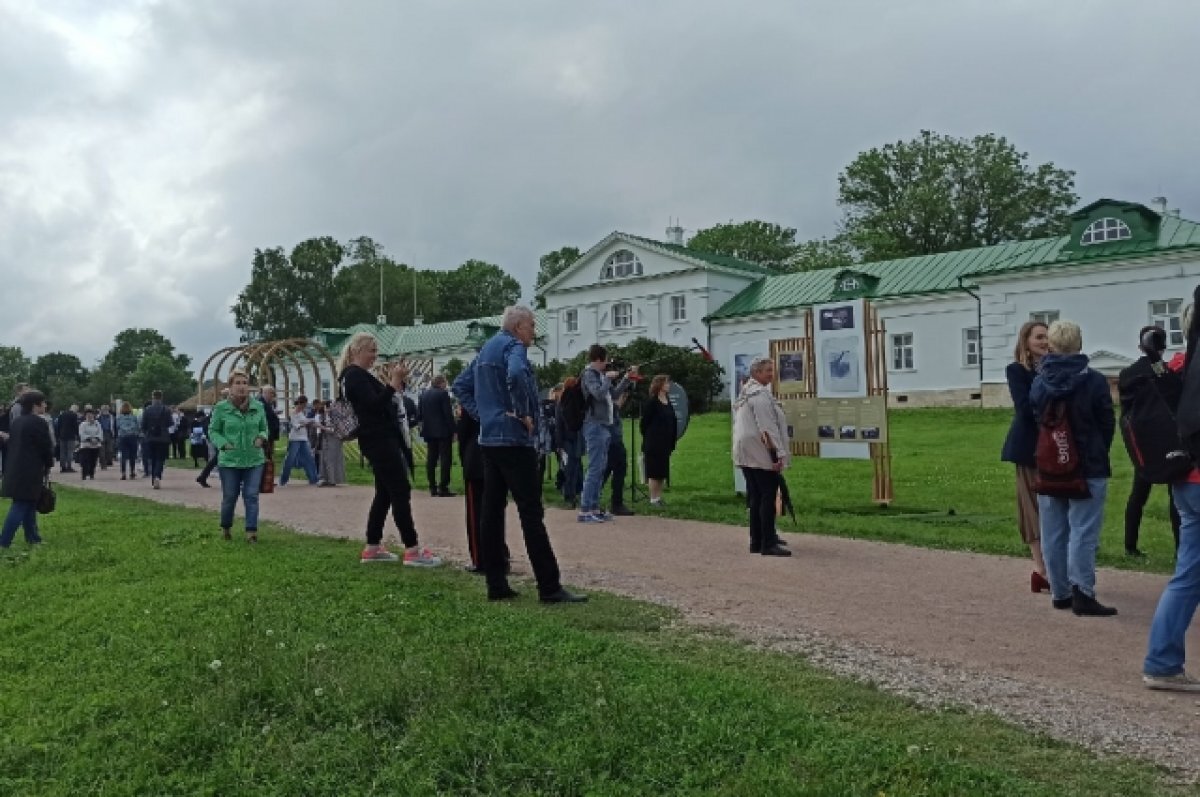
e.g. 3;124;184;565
540;233;765;361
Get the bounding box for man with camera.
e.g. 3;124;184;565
579;345;635;523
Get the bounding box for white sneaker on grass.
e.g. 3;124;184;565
403;547;442;567
1143;671;1200;692
360;546;399;563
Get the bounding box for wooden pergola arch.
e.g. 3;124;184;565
195;338;339;410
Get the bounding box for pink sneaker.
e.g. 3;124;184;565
360;546;399;563
403;547;443;568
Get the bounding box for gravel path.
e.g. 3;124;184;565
74;469;1200;782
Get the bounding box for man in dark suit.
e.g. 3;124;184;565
56;404;80;473
140;391;173;488
418;374;456;497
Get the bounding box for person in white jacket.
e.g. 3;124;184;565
77;409;103;480
732;357;793;557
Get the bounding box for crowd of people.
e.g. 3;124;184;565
4;301;1199;690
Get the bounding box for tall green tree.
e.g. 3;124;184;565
534;246;581;302
98;328;190;377
0;345;31;401
435;260;521;321
231;237;344;341
783;237;857;273
837;130;1077;261
125;354;195;406
329;238;442;327
29;352;89;404
687;221;796;267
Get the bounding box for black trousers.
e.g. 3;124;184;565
1125;473;1181;552
198;451;219;482
425;438;453;492
604;433;628;508
360;437;419;548
742;467;781;552
480;446;561;597
79;448;99;479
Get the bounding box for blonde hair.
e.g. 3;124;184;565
1047;320;1082;355
337;332;377;375
649;374;670;397
1013;321;1048;370
227;368;249;384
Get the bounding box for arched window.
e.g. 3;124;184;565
601;250;643;280
1080;217;1132;245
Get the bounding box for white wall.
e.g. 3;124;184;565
543;238;759;362
978;253;1200;386
874;295;980;393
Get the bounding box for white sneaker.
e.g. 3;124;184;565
403;547;443;567
1143;671;1200;692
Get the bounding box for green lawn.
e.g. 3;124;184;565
175;408;1178;573
0;489;1189;796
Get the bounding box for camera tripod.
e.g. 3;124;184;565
622;383;648;504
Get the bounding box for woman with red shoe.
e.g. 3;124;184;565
1002;320;1051;593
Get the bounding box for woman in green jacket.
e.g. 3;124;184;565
207;369;269;542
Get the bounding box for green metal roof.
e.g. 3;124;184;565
316;312;546;358
709;200;1200;322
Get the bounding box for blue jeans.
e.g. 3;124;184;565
1144;481;1200;677
0;500;40;547
580;421;611;512
1037;478;1108;600
118;436;140;474
279;440;318;485
146;441;169;480
219;465;264;532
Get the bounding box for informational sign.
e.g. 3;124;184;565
782;396;888;444
775;346;807;394
812;300;870;459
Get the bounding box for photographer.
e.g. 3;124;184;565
1118;325;1182;556
578;345;634;523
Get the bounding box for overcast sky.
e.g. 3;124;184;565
3;0;1198;368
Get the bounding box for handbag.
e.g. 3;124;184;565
36;477;56;515
327;378;360;441
259;457;275;494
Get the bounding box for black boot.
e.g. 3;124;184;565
1072;585;1117;617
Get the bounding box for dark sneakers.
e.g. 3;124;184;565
761;545;792;557
1051;596;1073;610
1072;586;1118;617
488;587;520;601
610;505;635;517
540;588;588;604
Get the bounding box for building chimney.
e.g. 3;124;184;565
1152;196;1168;215
413;315;424;326
665;219;685;245
376;314;388;325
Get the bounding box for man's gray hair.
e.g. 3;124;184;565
749;356;774;374
501;305;535;333
260;385;276;396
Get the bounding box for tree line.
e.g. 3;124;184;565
231;236;522;341
0;329;195;410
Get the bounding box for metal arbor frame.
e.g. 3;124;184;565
195;338;339;408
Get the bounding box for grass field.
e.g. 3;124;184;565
220;407;1178;574
0;489;1188;796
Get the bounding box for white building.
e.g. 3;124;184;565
300;198;1200;409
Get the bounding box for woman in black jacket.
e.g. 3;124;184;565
338;332;441;567
1001;320;1050;593
0;390;54;549
640;375;678;508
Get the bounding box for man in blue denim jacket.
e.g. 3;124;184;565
453;306;586;604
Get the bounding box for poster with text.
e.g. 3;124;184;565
775;347;807;394
813;300;870;459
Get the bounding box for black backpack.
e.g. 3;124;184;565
1120;363;1191;484
559;375;588;433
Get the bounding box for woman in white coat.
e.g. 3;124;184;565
732;356;793;557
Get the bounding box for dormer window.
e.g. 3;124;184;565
601;250;643;280
838;275;861;292
1080;217;1132;245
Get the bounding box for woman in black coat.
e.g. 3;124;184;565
0;390;54;548
1001;321;1050;594
640;375;678;508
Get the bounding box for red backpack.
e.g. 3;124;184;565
1034;398;1091;499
